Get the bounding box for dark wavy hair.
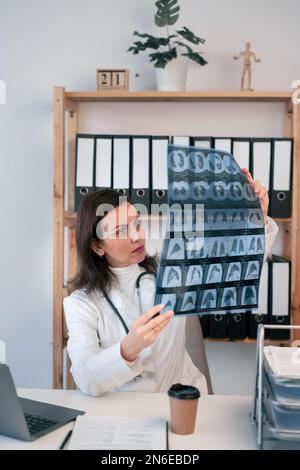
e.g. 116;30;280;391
68;189;158;294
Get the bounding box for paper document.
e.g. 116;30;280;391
68;416;168;450
264;346;300;379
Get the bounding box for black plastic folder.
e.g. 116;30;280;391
154;144;266;318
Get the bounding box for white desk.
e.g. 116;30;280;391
0;390;258;450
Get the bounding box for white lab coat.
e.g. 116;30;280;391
63;217;278;397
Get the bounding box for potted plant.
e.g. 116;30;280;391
127;0;208;91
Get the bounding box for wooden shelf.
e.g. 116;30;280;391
53;85;300;390
65;90;291;104
205;337;291;345
64;210;291;227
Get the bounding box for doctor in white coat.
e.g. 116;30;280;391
64;168;278;397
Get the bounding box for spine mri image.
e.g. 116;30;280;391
154;144;265;316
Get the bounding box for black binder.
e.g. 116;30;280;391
270;138;293;218
131;136;151;210
209;313;227;339
198;314;209;338
74;134;95;210
228;311;247;339
269;255;291;340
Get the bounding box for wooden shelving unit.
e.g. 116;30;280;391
53;88;300;389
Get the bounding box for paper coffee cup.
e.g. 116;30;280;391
168;383;200;435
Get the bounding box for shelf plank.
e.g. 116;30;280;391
65;90;291;103
205;337;291;345
64;211;290;224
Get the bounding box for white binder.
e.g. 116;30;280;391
172;136;190;146
151;136;169;205
270;139;292;218
252;139;271;190
95;136;112;190
113;136;130;196
192;137;213;148
131;136;150;209
75;135;95;209
232;139;251;171
214;138;232;153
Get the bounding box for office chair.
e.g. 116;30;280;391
185;316;214;395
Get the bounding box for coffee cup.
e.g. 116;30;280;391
168;383;200;435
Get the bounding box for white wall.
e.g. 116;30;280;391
0;0;299;391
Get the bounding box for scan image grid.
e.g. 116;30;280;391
155;144;265;316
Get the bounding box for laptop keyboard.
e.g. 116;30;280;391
24;413;59;435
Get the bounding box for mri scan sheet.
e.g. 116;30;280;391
154;144;265;316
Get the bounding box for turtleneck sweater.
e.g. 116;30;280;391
110;263;144;312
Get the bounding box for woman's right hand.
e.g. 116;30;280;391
120;304;174;363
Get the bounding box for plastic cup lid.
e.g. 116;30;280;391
168;383;200;400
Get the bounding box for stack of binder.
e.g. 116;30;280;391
74;134;293;220
262;346;300;445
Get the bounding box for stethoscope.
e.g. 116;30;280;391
103;271;157;334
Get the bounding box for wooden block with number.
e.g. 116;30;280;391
96;69;128;91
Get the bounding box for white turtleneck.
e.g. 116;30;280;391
110;264;143;310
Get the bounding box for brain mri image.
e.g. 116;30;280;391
189;151;207;173
169;181;190;201
243;182;257;202
180;291;197;312
207;152;224;174
209;181;227;201
169;149;188;172
190;181;210;201
206;264;223;284
186;265;203;286
226;262;242;282
228;182;244;201
221;287;237;307
154;143;264;315
162;266;182;288
167;238;185;260
223;153;240;175
200;289;217;309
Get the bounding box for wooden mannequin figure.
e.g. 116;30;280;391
233;42;261;91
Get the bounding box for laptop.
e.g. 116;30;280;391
0;363;85;441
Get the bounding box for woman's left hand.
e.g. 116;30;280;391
242;168;269;224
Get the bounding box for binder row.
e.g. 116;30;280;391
199;255;291;340
75;134;293;218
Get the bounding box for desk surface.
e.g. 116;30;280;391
0;390;258;450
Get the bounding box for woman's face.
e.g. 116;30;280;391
93;202;146;268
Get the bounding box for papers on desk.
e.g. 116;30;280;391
68;416;168;450
264;346;300;379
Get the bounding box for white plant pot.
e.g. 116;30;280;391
155;56;188;91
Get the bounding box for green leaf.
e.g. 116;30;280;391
155;0;180;27
177;26;206;45
181;51;208;66
149;47;177;68
127;31;177;54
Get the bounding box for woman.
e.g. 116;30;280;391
64;168;278;396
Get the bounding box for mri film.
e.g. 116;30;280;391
155;144;265;315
